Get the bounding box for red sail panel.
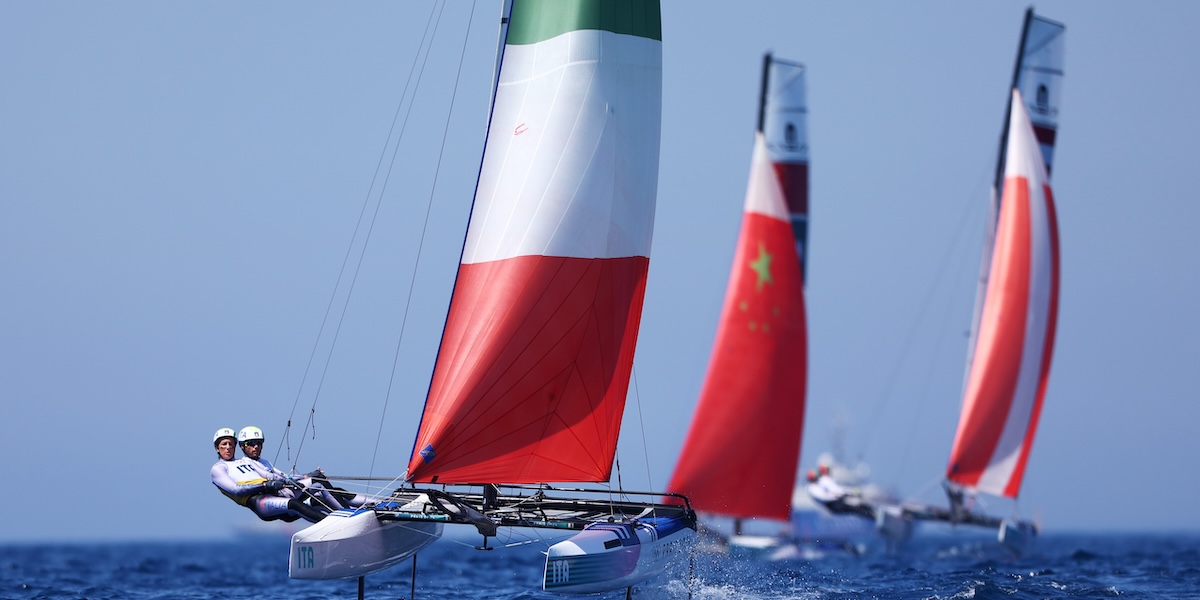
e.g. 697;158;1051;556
667;136;807;521
946;91;1059;498
407;255;648;483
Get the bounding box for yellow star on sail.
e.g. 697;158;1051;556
749;242;774;292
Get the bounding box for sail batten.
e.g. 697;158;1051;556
407;0;661;484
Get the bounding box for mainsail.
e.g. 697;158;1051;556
406;0;664;485
667;55;808;522
945;89;1060;499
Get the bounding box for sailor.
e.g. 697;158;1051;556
209;427;327;523
236;426;366;513
210;427;271;502
805;465;874;520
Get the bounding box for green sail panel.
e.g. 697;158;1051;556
507;0;662;45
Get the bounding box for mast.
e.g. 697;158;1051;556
757;53;771;134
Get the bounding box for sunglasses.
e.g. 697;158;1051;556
242;440;264;447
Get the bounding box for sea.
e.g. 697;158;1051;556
3;531;1198;599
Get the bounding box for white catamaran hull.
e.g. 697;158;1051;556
999;519;1037;554
289;508;443;580
542;517;695;594
875;505;914;548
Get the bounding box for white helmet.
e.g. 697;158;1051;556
238;426;264;444
213;427;236;445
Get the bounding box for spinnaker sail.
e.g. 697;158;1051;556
667;54;808;523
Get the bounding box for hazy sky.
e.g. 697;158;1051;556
3;1;1198;543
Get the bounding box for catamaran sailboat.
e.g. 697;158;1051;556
286;0;696;594
666;53;809;555
877;8;1064;553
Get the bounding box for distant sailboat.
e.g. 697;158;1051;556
666;53;809;552
879;8;1064;552
287;0;696;594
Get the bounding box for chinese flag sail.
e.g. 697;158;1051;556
667;56;808;520
406;0;663;484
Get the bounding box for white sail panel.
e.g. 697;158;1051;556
463;29;662;264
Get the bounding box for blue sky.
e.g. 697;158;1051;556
3;1;1197;543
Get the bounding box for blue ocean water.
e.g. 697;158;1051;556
3;531;1198;599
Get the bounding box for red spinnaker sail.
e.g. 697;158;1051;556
946;91;1060;498
667;133;808;521
405;0;663;484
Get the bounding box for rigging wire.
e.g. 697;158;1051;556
368;0;481;490
628;367;657;493
856;163;991;480
273;1;443;471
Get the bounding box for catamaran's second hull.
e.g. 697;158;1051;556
542;516;695;594
289;506;443;580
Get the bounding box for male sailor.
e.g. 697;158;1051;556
236;426;367;512
209;427;327;523
805;465;875;520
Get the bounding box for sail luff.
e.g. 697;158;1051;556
946;91;1059;498
406;0;662;485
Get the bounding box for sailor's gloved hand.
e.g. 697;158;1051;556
264;479;286;492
